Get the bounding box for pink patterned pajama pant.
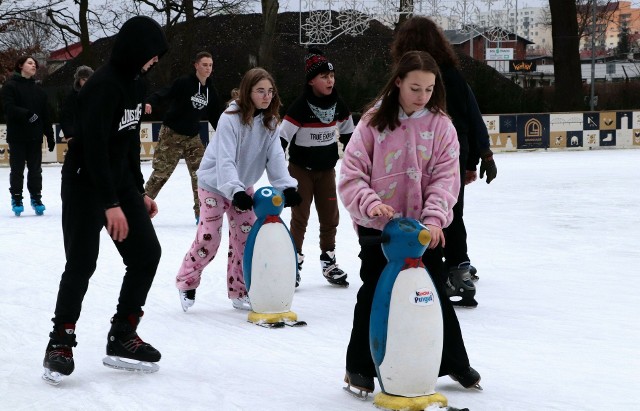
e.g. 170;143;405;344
176;187;256;299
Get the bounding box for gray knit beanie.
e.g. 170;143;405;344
73;65;94;90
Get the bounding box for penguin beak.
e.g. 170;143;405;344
272;195;283;207
418;229;431;246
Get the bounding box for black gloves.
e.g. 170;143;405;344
28;112;39;123
283;188;302;208
232;191;254;211
47;136;55;152
479;149;497;184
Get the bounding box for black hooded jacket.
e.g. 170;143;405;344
62;16;168;208
1;73;54;144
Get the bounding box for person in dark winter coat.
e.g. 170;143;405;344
59;65;94;143
279;48;355;287
143;51;223;223
1;56;55;215
42;16;169;383
391;16;498;308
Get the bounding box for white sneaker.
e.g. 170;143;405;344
179;289;196;312
231;295;251;310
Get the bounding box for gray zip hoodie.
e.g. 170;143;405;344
197;100;297;199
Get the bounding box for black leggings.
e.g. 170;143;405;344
345;225;470;378
52;178;161;325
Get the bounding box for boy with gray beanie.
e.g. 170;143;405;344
60;65;94;143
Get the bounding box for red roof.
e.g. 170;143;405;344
49;43;85;61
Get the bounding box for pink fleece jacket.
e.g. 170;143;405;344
338;107;460;232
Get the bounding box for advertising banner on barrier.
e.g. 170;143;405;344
3;112;640;166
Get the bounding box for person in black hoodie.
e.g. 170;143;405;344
1;55;55;216
42;16;169;384
59;65;94;143
143;51;222;224
391;16;498;309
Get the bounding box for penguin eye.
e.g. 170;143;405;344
260;188;273;197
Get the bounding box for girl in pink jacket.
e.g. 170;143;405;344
339;51;481;394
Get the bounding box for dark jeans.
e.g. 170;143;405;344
345;225;470;378
52;177;161;326
443;152;469;269
8;140;43;197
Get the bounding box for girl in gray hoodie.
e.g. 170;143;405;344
176;68;301;312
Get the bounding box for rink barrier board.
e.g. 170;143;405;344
1;112;640;165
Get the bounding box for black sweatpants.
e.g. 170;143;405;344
443;151;469;269
52;176;162;325
345;225;471;378
8;139;43;197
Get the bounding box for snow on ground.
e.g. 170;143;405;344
1;149;638;410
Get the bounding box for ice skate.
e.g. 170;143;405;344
103;313;161;373
231;295;252;311
445;263;477;308
42;323;77;385
449;366;482;390
469;265;479;282
295;253;304;287
31;195;46;216
178;289;196;312
343;370;374;400
320;250;349;287
11;195;23;216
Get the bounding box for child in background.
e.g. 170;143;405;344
279;47;354;287
176;68;301;312
338;51;481;394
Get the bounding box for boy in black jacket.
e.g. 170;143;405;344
143;51;222;223
280;48;354;287
1;56;54;216
42;16;169;384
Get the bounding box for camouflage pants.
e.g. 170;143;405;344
144;126;204;218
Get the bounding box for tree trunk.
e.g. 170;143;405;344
396;0;414;29
78;0;94;67
549;0;584;111
258;0;278;71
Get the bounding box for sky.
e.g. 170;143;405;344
1;148;638;410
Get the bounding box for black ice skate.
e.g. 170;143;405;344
445;263;478;308
320;250;349;287
295;253;304;287
343;370;374;400
42;323;77;385
469;264;479;282
103;312;161;373
449;366;483;390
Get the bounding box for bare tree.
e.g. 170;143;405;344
0;11;57;51
576;0;615;48
131;0;250;35
45;0;117;67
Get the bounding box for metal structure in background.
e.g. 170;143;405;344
299;0;520;45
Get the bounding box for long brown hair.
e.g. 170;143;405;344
390;16;459;67
227;67;281;130
365;51;446;132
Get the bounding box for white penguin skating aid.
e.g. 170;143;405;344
242;187;306;328
349;218;453;411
